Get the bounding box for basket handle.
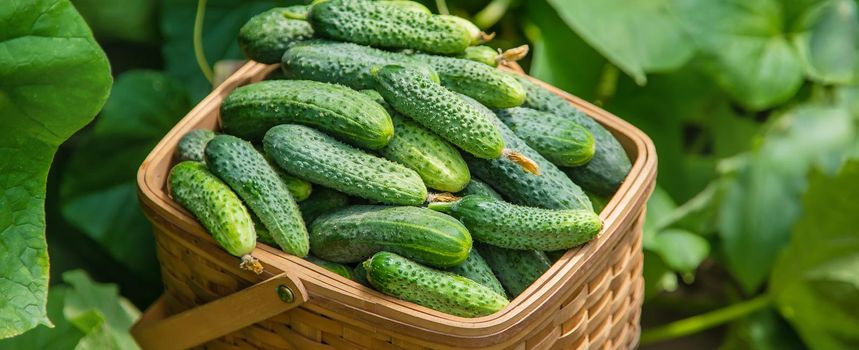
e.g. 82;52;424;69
131;271;307;350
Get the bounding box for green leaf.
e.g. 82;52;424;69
0;287;85;350
62;271;140;350
545;0;694;84
643;250;678;300
720;104;856;293
73;0;158;43
795;0;858;84
674;0;806;110
0;0;112;338
770;161;859;350
719;309;805;350
61;70;191;279
650;229;711;275
643;186;677;248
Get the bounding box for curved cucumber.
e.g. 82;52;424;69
497;107;595;167
237;6;314;64
364;252;509;317
282;40;439;90
455;179;502;200
298;187;351;225
221;80;393;150
264;124;427;206
309;0;472;54
459;94;592;210
430;195;601;251
176;129;215;162
374;65;505;159
168;161;260;271
306;255;355;280
478;244;551;298
409;53;526;109
205;135;309;257
513;75;631;195
310;205;471;268
445;248;506;297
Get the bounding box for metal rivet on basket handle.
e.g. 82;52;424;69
131;271;307;350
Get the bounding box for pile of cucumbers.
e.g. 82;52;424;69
168;0;631;318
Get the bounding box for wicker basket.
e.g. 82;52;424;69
131;62;657;350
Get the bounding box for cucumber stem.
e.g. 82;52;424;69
640;294;772;345
240;254;264;274
498;45;529;65
426;192;460;204
503;149;540;175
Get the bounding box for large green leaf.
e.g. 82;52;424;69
0;287;84;350
545;0;694;84
795;0;858;84
61;70;191;279
0;0;111;338
62;271;140;350
770;161;859;349
720;104;856;292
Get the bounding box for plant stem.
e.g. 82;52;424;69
194;0;214;84
640;294;772;345
435;0;449;15
474;0;513;29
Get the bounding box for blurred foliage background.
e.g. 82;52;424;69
3;0;858;348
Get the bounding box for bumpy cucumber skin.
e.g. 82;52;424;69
513;75;631;195
309;0;472;54
411;53;526;109
458;94;592;210
478;244;551;298
264;124;427;205
306;255;355;280
364;252;509;317
430;195;602;251
374;65;505;159
283;41;440;90
455;179;503;200
258;150;314;202
438;15;482;45
205;135;309;257
221;80;393;150
298;187;350;225
310;205;472;268
459;46;498;67
176;129;216;162
237;6;314;64
445;248;507;297
377;0;431;14
169;161;256;257
497;107;596;167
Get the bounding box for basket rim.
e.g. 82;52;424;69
136;61;656;342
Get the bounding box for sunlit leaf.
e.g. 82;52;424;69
650;229;710;275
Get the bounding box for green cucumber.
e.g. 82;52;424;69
513;75;631;195
429;195;602;251
364;252;509;317
445;248;506;297
455;179;502;200
353;263;371;287
306;255;355;280
237;6;314;64
310;205;471;267
497;107;595;167
298;187;351;224
478;244;551;298
205;135;309;257
168;161;261;273
438;15;484;45
271;163;312;202
309;0;472;54
373;65;505;159
459;45;498;66
221;80;393;150
409;53;526;109
264;124;427;205
459;94;592;210
176;129;216;162
377;0;431;14
282;40;439;90
586;191;610;213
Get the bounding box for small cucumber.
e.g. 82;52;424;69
513;75;631;195
205;135;309;257
306;255;355;280
373;65;505;159
310;205;471;267
309;0;472;54
364;252;509;317
176;129;215;162
409;53;526;109
478;244;551;298
353;263;371;287
264;124;427;205
282;40;439;90
497;107;596;167
298;187;351;225
237;6;314;64
459;45;530;67
168;161;261;273
459;94;592;210
429;195;602;251
455;179;503;200
445;248;506;298
221;80;393;150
